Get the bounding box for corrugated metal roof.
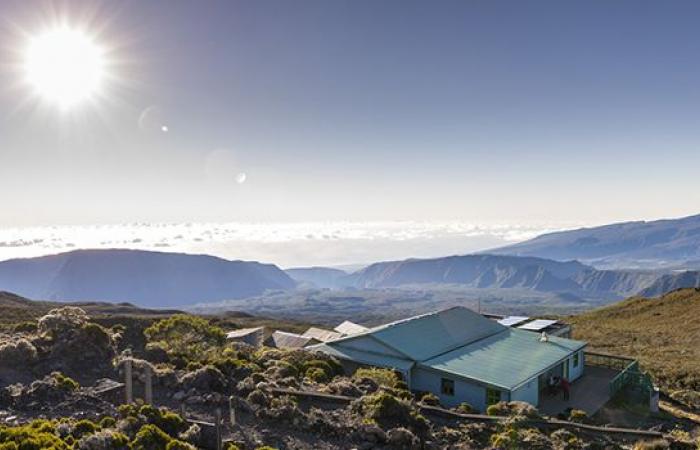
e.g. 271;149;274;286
226;327;264;339
497;316;530;327
368;306;506;361
302;327;343;342
518;319;559;331
308;343;414;371
334;320;369;335
422;328;586;390
269;331;316;349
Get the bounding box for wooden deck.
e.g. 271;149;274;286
538;366;619;416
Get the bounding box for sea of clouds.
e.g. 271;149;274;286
0;221;582;268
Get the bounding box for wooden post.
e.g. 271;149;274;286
124;359;133;404
229;396;236;426
144;365;153;405
180;403;186;418
215;408;222;450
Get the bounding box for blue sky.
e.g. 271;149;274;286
1;1;700;263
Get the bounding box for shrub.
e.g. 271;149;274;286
353;367;401;388
0;338;37;366
138;404;187;436
144;315;225;363
38;306;89;336
223;443;241;450
568;409;587;423
419;392;440;406
132;424;172;450
305;367;328;383
357;392;428;435
52;372;80;391
165;441;196;450
633;439;671;450
98;417;116;429
76;429;130;450
12;321;38;334
456;402;473;413
81;323;113;349
71;419;99;439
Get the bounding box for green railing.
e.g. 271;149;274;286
585;351;653;398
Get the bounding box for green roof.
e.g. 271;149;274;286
421;328;586;390
309;343;414;372
337;306;505;361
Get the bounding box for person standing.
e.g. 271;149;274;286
560;377;570;401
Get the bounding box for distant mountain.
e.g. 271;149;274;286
490;213;700;269
285;267;349;289
0;249;295;307
342;254;656;298
638;271;700;297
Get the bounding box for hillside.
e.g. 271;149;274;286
570;288;700;400
342;254;656;299
638;271;700;297
0;249;295;308
285;267;349;288
490;213;700;269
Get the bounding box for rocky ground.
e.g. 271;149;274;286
0;307;697;449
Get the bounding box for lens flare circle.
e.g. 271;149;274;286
24;26;105;108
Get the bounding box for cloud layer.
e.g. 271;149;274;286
0;221;581;268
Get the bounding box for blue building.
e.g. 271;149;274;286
310;306;586;412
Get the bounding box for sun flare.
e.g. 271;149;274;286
24;26;105;109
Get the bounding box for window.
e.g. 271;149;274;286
486;388;501;406
573;351;580;368
441;378;455;396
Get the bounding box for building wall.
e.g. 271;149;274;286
511;377;539;406
568;350;585;381
411;367;494;412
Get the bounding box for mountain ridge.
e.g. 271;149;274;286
0;249;295;307
489;213;700;269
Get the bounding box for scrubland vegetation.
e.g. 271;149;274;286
571;288;700;410
0;296;697;448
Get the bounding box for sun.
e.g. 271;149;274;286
24;26;105;109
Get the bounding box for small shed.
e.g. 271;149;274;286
267;331;317;349
226;327;265;348
302;327;343;342
334;320;369;335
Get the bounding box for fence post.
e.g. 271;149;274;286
229;396;236;426
144;365;153;405
215;408;222;450
124;359;133;404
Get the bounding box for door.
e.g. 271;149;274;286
563;358;570;380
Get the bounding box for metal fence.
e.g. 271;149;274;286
584;351;653;398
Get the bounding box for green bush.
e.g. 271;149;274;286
144;315;225;363
98;416;116;428
138;404;187;436
353;367;401;388
52;372;79;391
420;392;440;406
81;323;112;349
132;424;172;450
305;367;328;383
568;409;587;423
456;402;474;413
358;392;428;435
12;321;37;334
71;419;98;439
165;440;197;450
